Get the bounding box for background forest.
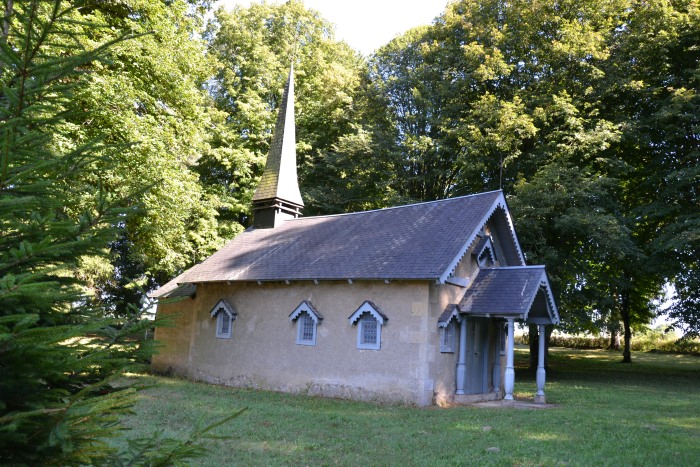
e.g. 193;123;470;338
0;0;697;463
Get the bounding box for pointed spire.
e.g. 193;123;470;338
251;64;304;228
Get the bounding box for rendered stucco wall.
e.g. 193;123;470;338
152;280;436;406
151;297;196;372
152;232;515;406
429;244;479;405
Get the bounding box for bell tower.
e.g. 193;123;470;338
251;65;304;228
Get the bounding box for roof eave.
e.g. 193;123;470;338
540;273;561;324
183;276;441;285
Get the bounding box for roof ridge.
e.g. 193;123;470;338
490;265;546;269
278;190;504;223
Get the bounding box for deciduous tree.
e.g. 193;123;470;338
205;0;365;217
360;0;696;360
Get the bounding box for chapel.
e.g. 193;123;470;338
151;66;559;406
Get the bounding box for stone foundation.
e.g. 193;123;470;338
447;391;502;406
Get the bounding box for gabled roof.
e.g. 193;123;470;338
459;266;559;324
153;190;526;297
472;235;496;263
438;304;461;327
349;300;388;324
289;300;323;322
210;299;236;318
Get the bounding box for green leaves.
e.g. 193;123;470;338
206;0;363;216
353;0;697;346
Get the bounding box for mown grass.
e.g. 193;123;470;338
117;348;700;465
532;333;700;355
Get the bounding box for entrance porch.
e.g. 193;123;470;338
442;266;560;405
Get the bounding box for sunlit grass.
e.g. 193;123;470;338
115;347;700;465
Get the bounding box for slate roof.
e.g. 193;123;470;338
471;236;494;262
438;304;460;327
459;266;559;323
156;282;196;299
153;190;516;297
471;236;488;255
289;300;323;322
349;300;388;323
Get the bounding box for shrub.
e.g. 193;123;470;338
538;333;700;355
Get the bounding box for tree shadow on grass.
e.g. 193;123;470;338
525;348;700;390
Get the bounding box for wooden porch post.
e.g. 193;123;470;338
504;318;515;400
456;316;467;395
535;323;547;404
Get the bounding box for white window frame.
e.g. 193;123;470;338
289;300;322;346
348;301;387;351
438;306;460;353
217;312;232;339
440;320;456;353
210;299;237;339
358;314;380;350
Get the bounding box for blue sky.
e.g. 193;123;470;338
217;0;449;55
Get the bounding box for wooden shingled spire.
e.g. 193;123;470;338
251;64;304;228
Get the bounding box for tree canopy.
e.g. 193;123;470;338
204;0;367;216
353;0;699;353
70;0;228;306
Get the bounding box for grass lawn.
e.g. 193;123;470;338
118;347;700;465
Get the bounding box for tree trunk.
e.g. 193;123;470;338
608;327;621;350
621;293;632;363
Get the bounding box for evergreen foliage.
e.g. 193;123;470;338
0;1;237;463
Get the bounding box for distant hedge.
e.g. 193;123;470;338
516;334;700;356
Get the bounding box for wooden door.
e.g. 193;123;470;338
466;318;489;394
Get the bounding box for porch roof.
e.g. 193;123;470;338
458;266;559;324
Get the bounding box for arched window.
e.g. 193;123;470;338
289;301;323;346
438;304;460;353
210;299;237;339
348;301;387;350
